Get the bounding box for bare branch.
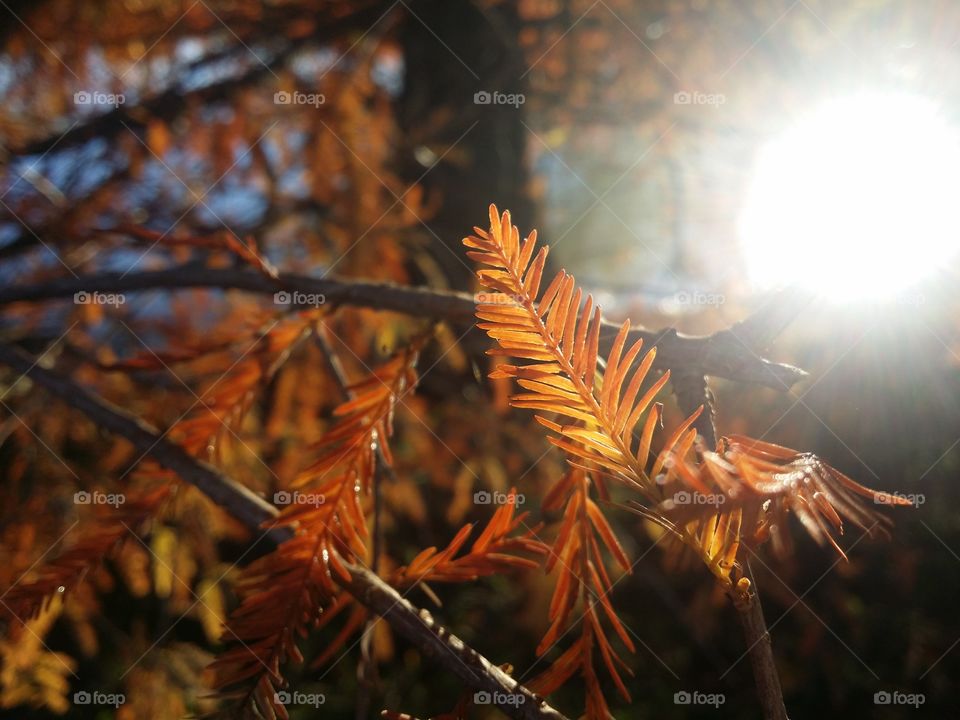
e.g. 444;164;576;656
0;265;807;389
0;342;282;539
670;369;716;449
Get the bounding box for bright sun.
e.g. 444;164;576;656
740;92;960;301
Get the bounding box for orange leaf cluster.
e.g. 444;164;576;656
208;347;419;718
209;347;547;718
464;206;704;712
1;486;171;627
644;435;912;572
531;470;634;716
165;312;317;461
1;315;316;650
464;205;911;717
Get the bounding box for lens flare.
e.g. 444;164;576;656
740;93;960;301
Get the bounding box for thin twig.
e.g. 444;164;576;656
341;563;569;720
668;291;806;720
731;559;789;720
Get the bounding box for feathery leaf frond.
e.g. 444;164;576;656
209;347;419;718
393;489;547;585
465;204;700;498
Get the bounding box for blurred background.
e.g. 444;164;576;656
0;0;959;717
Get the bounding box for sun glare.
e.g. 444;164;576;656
740;92;960;301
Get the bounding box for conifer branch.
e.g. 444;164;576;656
0;341;567;720
464;206;911;718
